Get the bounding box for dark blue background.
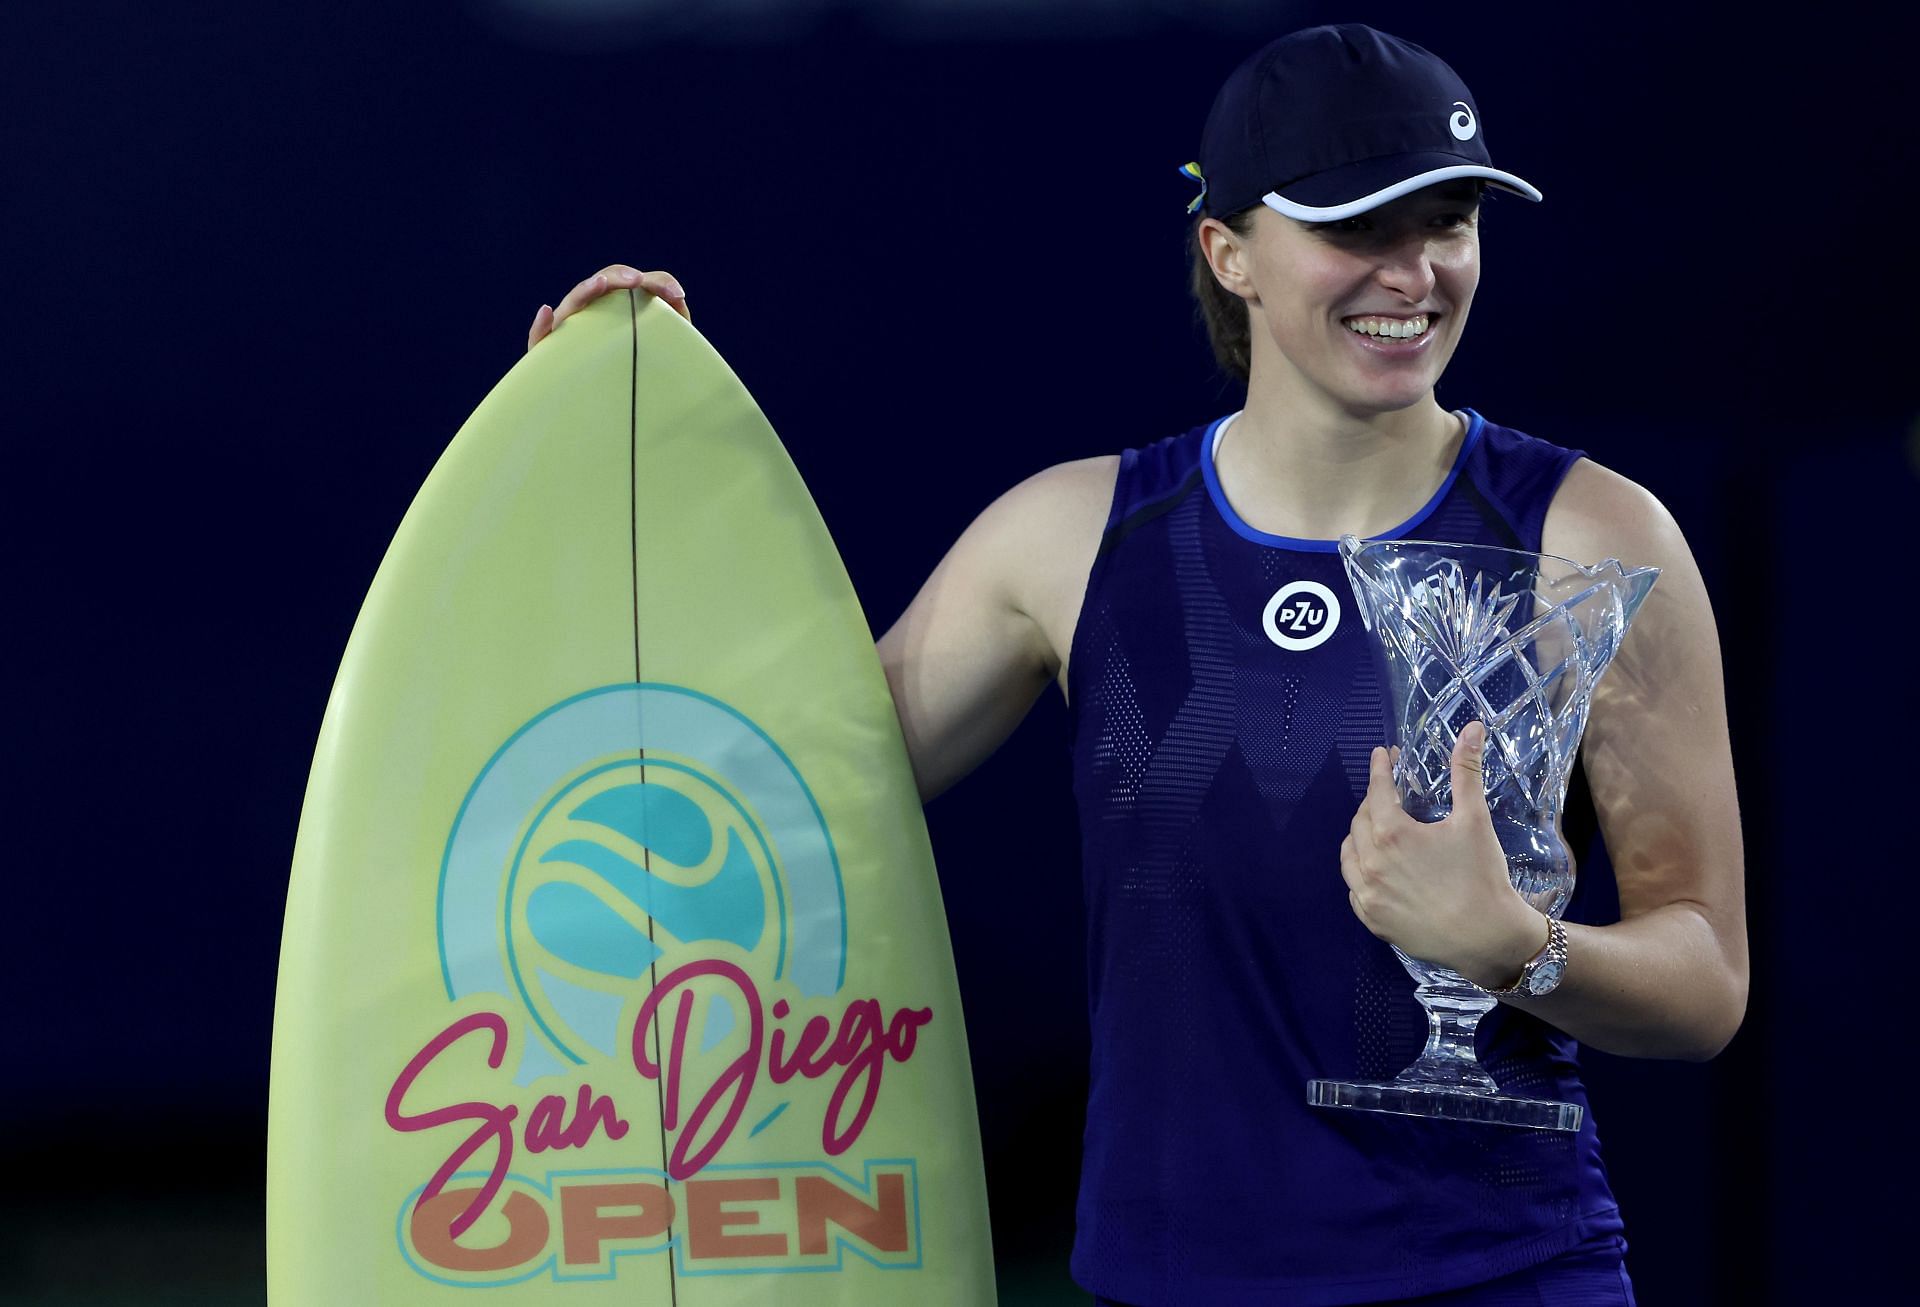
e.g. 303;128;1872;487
7;1;1911;1301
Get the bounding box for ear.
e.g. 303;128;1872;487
1198;214;1258;302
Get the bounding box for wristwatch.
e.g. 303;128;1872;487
1483;915;1568;997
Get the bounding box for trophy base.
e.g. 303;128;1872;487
1307;1078;1583;1132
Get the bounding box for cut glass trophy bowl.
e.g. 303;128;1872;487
1307;535;1659;1131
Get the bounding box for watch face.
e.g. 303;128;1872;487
1526;959;1567;995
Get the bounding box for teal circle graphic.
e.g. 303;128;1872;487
504;756;782;1064
437;684;847;1072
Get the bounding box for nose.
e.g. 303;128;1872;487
1374;232;1438;301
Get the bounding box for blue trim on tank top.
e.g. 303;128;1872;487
1201;408;1486;553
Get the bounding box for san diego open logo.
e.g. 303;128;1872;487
385;684;931;1286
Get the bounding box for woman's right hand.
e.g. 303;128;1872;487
527;265;690;352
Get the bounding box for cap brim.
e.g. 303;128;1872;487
1264;158;1543;222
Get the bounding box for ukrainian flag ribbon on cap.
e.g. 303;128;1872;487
1179;160;1206;214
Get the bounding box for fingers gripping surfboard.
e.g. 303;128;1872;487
268;292;996;1303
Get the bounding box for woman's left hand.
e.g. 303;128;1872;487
1339;721;1541;985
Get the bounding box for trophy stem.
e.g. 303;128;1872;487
1398;977;1499;1094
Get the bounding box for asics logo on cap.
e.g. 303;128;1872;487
1449;101;1477;141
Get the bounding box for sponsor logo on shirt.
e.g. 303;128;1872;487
1262;580;1341;651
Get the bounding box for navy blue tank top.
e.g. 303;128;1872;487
1065;409;1627;1305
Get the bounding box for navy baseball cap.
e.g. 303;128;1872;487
1179;23;1542;220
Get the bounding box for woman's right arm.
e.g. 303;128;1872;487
878;457;1117;802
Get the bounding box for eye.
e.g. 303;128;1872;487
1432;210;1478;229
1317;217;1371;235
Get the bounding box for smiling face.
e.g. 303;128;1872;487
1224;180;1483;417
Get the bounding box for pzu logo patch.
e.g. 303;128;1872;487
1262;580;1341;651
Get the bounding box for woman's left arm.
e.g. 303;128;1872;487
1495;457;1751;1060
1339;457;1749;1060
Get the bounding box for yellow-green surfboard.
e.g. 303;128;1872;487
268;291;995;1303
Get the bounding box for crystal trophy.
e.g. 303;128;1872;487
1307;535;1659;1130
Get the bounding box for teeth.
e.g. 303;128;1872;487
1344;314;1430;338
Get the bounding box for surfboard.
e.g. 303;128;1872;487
268;289;996;1303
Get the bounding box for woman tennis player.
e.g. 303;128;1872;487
528;23;1746;1305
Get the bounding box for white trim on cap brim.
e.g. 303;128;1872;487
1263;165;1543;222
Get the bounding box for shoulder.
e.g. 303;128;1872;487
993;424;1208;538
961;454;1121;569
1001;452;1123;511
949;453;1122;679
916;453;1120;602
1540;456;1689;572
982;452;1121;589
1542;455;1727;776
1539;457;1724;731
953;421;1209;668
